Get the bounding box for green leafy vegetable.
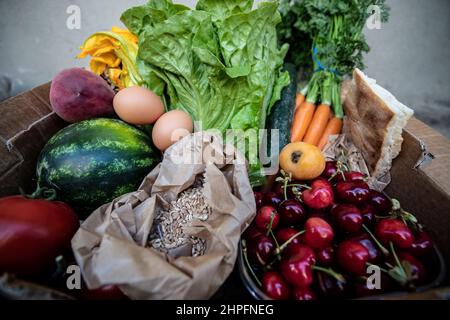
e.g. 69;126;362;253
279;0;390;74
121;0;189;34
278;0;390;117
196;0;253;19
121;0;290;186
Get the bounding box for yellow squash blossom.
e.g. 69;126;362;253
78;26;142;89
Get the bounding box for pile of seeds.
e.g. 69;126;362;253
148;179;211;257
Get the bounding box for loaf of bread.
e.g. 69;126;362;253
343;69;414;179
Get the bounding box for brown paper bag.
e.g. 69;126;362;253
71;132;256;300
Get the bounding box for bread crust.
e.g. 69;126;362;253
343;69;413;179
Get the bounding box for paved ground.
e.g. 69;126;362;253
1;0;449;137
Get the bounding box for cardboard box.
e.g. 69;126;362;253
0;83;449;299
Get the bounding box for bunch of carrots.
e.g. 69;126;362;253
291;72;343;150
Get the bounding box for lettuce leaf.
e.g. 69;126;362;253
196;0;253;19
121;0;189;35
121;0;289;185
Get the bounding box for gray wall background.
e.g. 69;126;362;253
1;0;449;136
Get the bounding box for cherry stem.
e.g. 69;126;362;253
401;209;418;227
269;230;280;249
362;224;389;256
374;215;388;219
390;242;407;277
313;265;346;283
276;230;305;254
266;230;307;269
279;169;293;200
389;200;419;229
328;171;340;182
241;240;262;287
266;210;276;237
286;184;311;190
266;230;305;269
329;160;348;182
338;150;350;172
366;262;389;273
391;199;401;211
265;256;278;270
283;176;289;201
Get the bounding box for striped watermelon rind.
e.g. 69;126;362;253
36;118;159;217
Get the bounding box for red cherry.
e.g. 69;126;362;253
272;182;285;197
314;178;334;193
353;274;395;298
316;246;335;266
285;243;317;265
369;190;392;214
331;204;363;233
347;233;382;263
261;271;290;300
397;252;428;285
314;271;348;299
335;180;370;205
280;244;316;288
302;178;334;210
275;227;302;247
321;161;338;180
255;206;279;232
309;210;331;223
337;240;370;276
273;180;307;199
336;171;367;182
288;182;309;199
303;217;334;250
262;192;283;208
408;231;433;257
375;219;414;249
360;203;376;226
254;191;263;209
292;287;317;300
278;199;307;226
243;226;264;243
247;234;275;266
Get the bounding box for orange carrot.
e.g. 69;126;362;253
303;103;331;146
290;101;315;142
295;93;305;111
318;116;343;150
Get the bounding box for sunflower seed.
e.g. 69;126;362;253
148;178;210;256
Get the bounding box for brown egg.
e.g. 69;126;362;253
152;110;193;151
113;86;164;125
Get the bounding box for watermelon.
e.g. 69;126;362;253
36;118;159;217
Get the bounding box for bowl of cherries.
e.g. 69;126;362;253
239;161;446;300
